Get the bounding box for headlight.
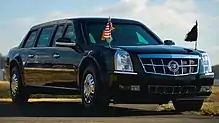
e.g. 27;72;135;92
201;53;212;73
114;50;134;72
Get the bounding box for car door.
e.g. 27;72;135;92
21;29;39;85
50;22;83;88
24;26;55;86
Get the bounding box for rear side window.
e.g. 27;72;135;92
52;25;65;46
37;26;54;47
23;30;38;48
63;24;76;42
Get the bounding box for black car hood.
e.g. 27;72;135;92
116;45;200;55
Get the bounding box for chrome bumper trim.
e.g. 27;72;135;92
114;71;138;75
203;72;214;76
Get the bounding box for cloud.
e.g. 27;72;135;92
43;11;78;21
96;0;200;46
13;11;77;29
2;11;78;54
14;17;35;26
97;0;198;30
13;17;35;34
10;0;219;65
164;0;196;12
96;0;219;65
12;11;78;40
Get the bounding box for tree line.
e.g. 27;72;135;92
0;53;5;69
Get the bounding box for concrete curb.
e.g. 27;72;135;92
0;98;81;102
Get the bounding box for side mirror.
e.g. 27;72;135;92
55;37;76;48
164;40;175;45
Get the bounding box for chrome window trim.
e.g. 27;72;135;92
138;54;200;76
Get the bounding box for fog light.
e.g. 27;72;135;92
119;85;140;91
131;85;140;91
200;86;212;92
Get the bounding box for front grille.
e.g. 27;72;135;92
138;54;200;76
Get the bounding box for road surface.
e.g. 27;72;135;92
0;99;218;123
214;79;219;85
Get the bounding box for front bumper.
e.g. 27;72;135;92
108;71;214;104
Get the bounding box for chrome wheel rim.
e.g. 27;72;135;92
83;73;95;104
11;73;18;96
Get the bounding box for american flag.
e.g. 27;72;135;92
101;17;115;41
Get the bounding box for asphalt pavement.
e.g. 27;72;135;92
214;79;219;85
0;99;218;123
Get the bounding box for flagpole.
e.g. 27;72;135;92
195;41;197;50
107;39;112;48
195;20;198;50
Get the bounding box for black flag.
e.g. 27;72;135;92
185;20;198;42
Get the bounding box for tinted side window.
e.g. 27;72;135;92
24;30;38;48
63;24;76;42
37;26;54;47
52;25;65;46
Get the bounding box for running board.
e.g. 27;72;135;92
26;85;81;95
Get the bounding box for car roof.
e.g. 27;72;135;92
72;17;142;24
30;17;143;30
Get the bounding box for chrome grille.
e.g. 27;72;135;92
138;54;200;76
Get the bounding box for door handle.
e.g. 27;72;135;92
53;53;60;58
28;54;34;58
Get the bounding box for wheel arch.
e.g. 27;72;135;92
77;56;102;87
9;55;25;84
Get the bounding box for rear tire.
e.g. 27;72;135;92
81;64;110;110
172;100;203;112
10;66;29;104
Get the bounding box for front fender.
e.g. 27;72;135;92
77;49;115;86
7;54;25;84
11;54;24;74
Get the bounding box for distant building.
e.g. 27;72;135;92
0;56;5;69
0;69;3;81
0;55;5;81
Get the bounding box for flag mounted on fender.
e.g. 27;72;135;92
101;16;115;42
185;20;198;42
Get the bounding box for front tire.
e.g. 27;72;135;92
81;64;110;110
10;66;29;104
172;100;204;112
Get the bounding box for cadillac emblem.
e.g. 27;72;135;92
168;60;179;73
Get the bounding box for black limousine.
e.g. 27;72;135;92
5;17;214;111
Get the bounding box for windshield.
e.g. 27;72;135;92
86;23;161;46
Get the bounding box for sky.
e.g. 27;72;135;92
0;0;218;65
